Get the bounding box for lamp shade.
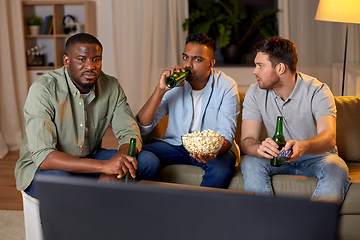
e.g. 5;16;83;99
315;0;360;24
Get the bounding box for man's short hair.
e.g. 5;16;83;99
253;36;298;73
65;33;103;53
186;33;215;58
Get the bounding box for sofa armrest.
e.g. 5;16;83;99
142;115;169;144
335;96;360;162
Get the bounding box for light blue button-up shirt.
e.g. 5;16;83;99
138;69;240;148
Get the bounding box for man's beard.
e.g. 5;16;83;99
70;70;97;93
73;78;94;92
258;74;281;90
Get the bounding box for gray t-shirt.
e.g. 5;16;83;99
242;72;336;142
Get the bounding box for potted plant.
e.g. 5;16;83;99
27;15;42;35
183;0;279;64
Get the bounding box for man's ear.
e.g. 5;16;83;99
276;63;286;75
209;58;216;69
63;55;69;68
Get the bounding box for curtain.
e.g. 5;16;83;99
0;0;28;158
111;0;188;114
278;0;360;96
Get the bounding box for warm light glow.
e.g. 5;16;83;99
315;0;360;24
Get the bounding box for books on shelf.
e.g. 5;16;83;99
41;16;48;34
41;15;53;35
48;17;53;34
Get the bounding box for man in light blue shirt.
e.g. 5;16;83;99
136;33;240;188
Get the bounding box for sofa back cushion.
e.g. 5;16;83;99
335;96;360;162
236;93;267;155
234;93;245;147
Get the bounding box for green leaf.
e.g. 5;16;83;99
217;23;231;48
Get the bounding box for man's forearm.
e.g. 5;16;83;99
137;86;165;126
38;151;104;173
299;130;336;155
241;137;263;157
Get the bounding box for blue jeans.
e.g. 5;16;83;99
240;152;350;202
25;148;160;199
137;139;236;189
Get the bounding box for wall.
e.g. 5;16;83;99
92;0;116;76
22;0;360;95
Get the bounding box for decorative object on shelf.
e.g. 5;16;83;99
63;15;81;34
182;0;278;64
315;0;360;96
26;44;45;66
27;15;42;35
22;1;96;70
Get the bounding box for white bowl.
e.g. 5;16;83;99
181;135;225;156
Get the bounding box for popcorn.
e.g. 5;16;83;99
182;129;224;156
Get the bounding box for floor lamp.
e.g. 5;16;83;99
315;0;360;96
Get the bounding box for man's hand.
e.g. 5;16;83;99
190;153;217;163
189;140;230;163
283;140;305;162
101;153;138;179
158;65;181;91
257;137;283;159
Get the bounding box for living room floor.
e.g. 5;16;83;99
0;126;118;210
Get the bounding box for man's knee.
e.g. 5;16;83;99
138;150;159;163
320;156;349;178
137;150;161;174
211;154;235;174
241;156;260;172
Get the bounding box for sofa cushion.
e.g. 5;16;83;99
335;96;360;162
341;162;360;214
161;165;203;186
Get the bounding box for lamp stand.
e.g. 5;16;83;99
341;23;349;96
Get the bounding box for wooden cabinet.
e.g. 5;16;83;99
22;1;96;70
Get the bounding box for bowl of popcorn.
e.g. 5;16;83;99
181;129;225;156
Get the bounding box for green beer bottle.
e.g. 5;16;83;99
125;138;137;183
165;69;191;88
270;116;286;167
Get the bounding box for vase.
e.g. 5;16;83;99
29;25;40;35
221;44;244;64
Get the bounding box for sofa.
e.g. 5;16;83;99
142;93;360;240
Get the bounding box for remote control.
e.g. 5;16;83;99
277;148;293;161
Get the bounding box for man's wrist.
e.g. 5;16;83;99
155;86;167;96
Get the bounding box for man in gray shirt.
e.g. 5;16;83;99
240;36;350;204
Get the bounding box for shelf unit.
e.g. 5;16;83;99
22;1;96;70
